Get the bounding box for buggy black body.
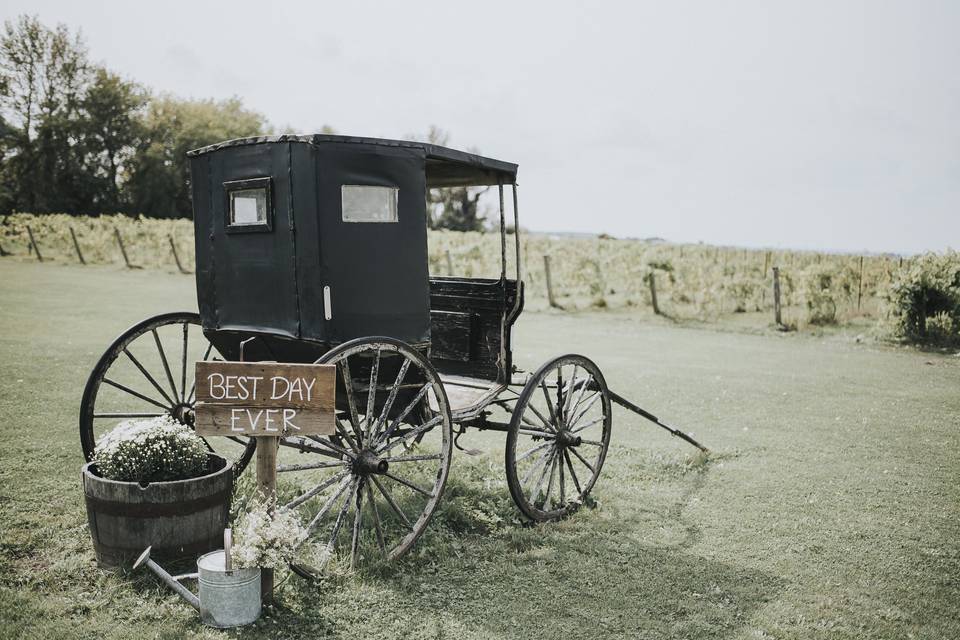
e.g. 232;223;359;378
186;135;522;384
80;133;699;570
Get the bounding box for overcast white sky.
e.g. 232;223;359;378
5;1;958;254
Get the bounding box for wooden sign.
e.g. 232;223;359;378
194;361;336;437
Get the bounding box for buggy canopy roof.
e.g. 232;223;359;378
188;134;518;188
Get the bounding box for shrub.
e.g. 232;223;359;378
93;415;209;482
803;265;843;325
886;252;960;344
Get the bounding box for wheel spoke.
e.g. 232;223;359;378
363;349;381;440
366;482;386;555
521;445;554;488
561;365;579;425
320;479;358;567
123;348;175;406
558;452;566;505
540;379;558;428
569;445;597;474
516;440;553;463
385;453;443;463
334;416;361;453
376;383;431;446
277;460;348;473
529;448;556;503
283;471;349;512
566;373;591;426
579;439;603;446
187;341;215;403
93;412;165;419
571;416;604;433
370;475;413;530
377;414;443;455
102;378;170;411
541;452;558;508
151;328;180;404
568;391;601;429
350;482;364;569
563;450;583;495
371;358;411;442
340;358;362;436
180;322;189;401
524;403;553;431
306;434;355;459
383;471;433;498
302;475;353;538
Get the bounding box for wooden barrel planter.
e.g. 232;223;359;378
82;453;233;568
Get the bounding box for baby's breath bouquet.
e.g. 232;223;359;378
93;415;209;482
231;498;308;569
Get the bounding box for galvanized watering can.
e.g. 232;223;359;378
133;529;261;628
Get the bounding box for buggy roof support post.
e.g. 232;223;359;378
512;184;521;287
608;389;710;454
498;180;506;281
498;179;507;381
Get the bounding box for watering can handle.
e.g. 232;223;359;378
224;528;232;572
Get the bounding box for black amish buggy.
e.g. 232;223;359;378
79;134;706;568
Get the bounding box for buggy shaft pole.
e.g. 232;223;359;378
608;390;709;453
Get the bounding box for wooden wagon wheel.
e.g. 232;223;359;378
505;354;612;521
282;337;453;573
79;312;256;473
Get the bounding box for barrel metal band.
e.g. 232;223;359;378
84;486;232;518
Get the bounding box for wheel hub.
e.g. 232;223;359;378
170;403;195;427
353;449;388;476
555;429;582;448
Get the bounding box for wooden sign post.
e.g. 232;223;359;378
194;361;336;598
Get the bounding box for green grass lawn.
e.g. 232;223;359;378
0;261;957;639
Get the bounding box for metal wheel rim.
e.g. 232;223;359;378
505;354;611;522
281;337;453;571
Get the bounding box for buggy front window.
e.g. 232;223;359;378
224;177;273;232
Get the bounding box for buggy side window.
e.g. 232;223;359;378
341;185;398;223
225;177;273;232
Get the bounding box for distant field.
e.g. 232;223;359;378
1;261;958;639
1;213;913;333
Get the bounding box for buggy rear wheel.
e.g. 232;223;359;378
505;354;612;521
78;312;257;474
282;337;453;573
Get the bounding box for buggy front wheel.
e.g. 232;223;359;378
505;354;612;521
282;337;453;573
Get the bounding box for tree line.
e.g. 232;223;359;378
0;15;492;230
0;15;268;218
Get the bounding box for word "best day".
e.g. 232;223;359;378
206;373;316;403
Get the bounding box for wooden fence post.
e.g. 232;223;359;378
26;225;43;262
69;226;86;265
543;255;560;309
114;227;137;269
772;266;783;327
169;235;190;274
648;272;660;315
856;255;864;311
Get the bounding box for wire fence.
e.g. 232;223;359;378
2;213;911;328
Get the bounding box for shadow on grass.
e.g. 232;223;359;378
269;452;783;640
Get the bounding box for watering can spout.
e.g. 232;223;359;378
133;546;200;611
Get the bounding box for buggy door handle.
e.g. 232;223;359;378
323;286;332;320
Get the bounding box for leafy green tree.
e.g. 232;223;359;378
0;14;90;213
126;96;269;218
78;68;146;212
